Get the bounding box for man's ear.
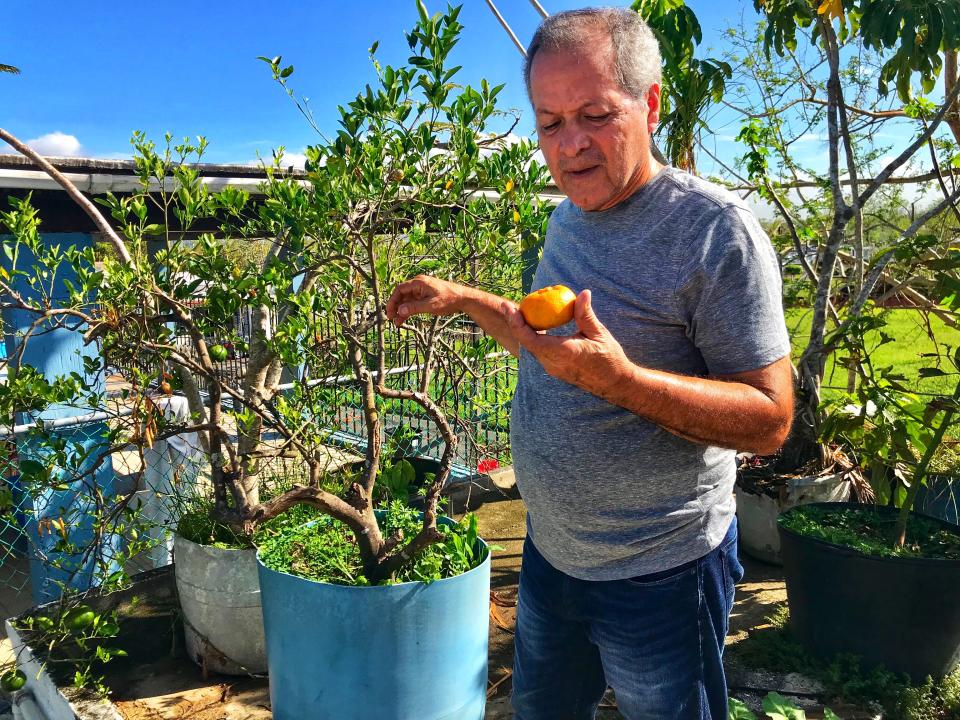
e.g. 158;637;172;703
646;83;661;133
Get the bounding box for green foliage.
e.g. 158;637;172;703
13;599;125;695
0;2;535;604
729;698;759;719
730;604;960;719
898;672;960;720
859;0;960;99
762;692;810;720
779;504;960;559
0;669;26;691
258;502;486;585
753;0;960;101
376;458;417;504
727;692;841;719
176;508;254;550
784;309;960;401
633;0;731;171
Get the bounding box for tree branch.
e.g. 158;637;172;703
0;128;132;265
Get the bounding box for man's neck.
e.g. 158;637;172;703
594;156;663;212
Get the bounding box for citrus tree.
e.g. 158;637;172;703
0;1;549;591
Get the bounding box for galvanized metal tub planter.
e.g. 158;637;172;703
257;519;491;720
173;534;267;675
779;502;960;681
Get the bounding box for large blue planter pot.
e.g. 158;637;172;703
257;523;491;720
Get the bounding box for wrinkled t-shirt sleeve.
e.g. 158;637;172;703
675;205;791;375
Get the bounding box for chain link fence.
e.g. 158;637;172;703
1;439;30;594
0;416;133;600
112;308;516;475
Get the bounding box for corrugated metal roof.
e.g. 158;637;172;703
0;153;302;177
0;153;564;202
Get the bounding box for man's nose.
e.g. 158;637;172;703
558;123;590;157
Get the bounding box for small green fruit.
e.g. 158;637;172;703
208;345;228;362
1;669;26;691
62;606;95;632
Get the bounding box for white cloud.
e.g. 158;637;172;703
247;148;307;169
25;131;82;157
275;151;307;169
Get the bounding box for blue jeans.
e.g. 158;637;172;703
511;519;744;720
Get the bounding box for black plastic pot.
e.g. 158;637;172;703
779;502;960;681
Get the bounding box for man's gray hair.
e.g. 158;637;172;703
523;8;662;101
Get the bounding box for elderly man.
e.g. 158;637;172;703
387;7;792;720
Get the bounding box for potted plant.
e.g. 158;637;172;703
0;2;548;711
779;291;960;680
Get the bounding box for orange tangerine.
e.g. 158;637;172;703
519;285;577;330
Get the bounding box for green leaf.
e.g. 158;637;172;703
399;460;416;488
18;458;45;478
0;486;12;512
762;692;806;720
728;698;757;720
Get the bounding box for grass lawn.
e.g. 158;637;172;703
784;307;960;401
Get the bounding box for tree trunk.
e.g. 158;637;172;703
946;51;960;146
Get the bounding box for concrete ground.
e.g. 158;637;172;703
4;477;866;720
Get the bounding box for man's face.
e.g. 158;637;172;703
529;36;660;212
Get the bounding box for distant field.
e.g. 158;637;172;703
784;307;960;400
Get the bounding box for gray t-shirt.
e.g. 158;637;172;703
510;166;791;581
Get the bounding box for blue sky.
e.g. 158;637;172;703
0;1;752;165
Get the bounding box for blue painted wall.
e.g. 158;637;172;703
1;232;119;602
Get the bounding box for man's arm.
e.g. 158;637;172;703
385;276;521;356
508;289;793;455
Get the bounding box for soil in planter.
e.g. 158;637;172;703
257;501;488;585
13;590;181;698
102;593;270;718
779;504;960;560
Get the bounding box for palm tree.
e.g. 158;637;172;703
0;64;20;74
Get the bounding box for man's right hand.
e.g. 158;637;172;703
385;276;522;356
386;275;470;328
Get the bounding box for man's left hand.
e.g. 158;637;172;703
506;289;635;399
